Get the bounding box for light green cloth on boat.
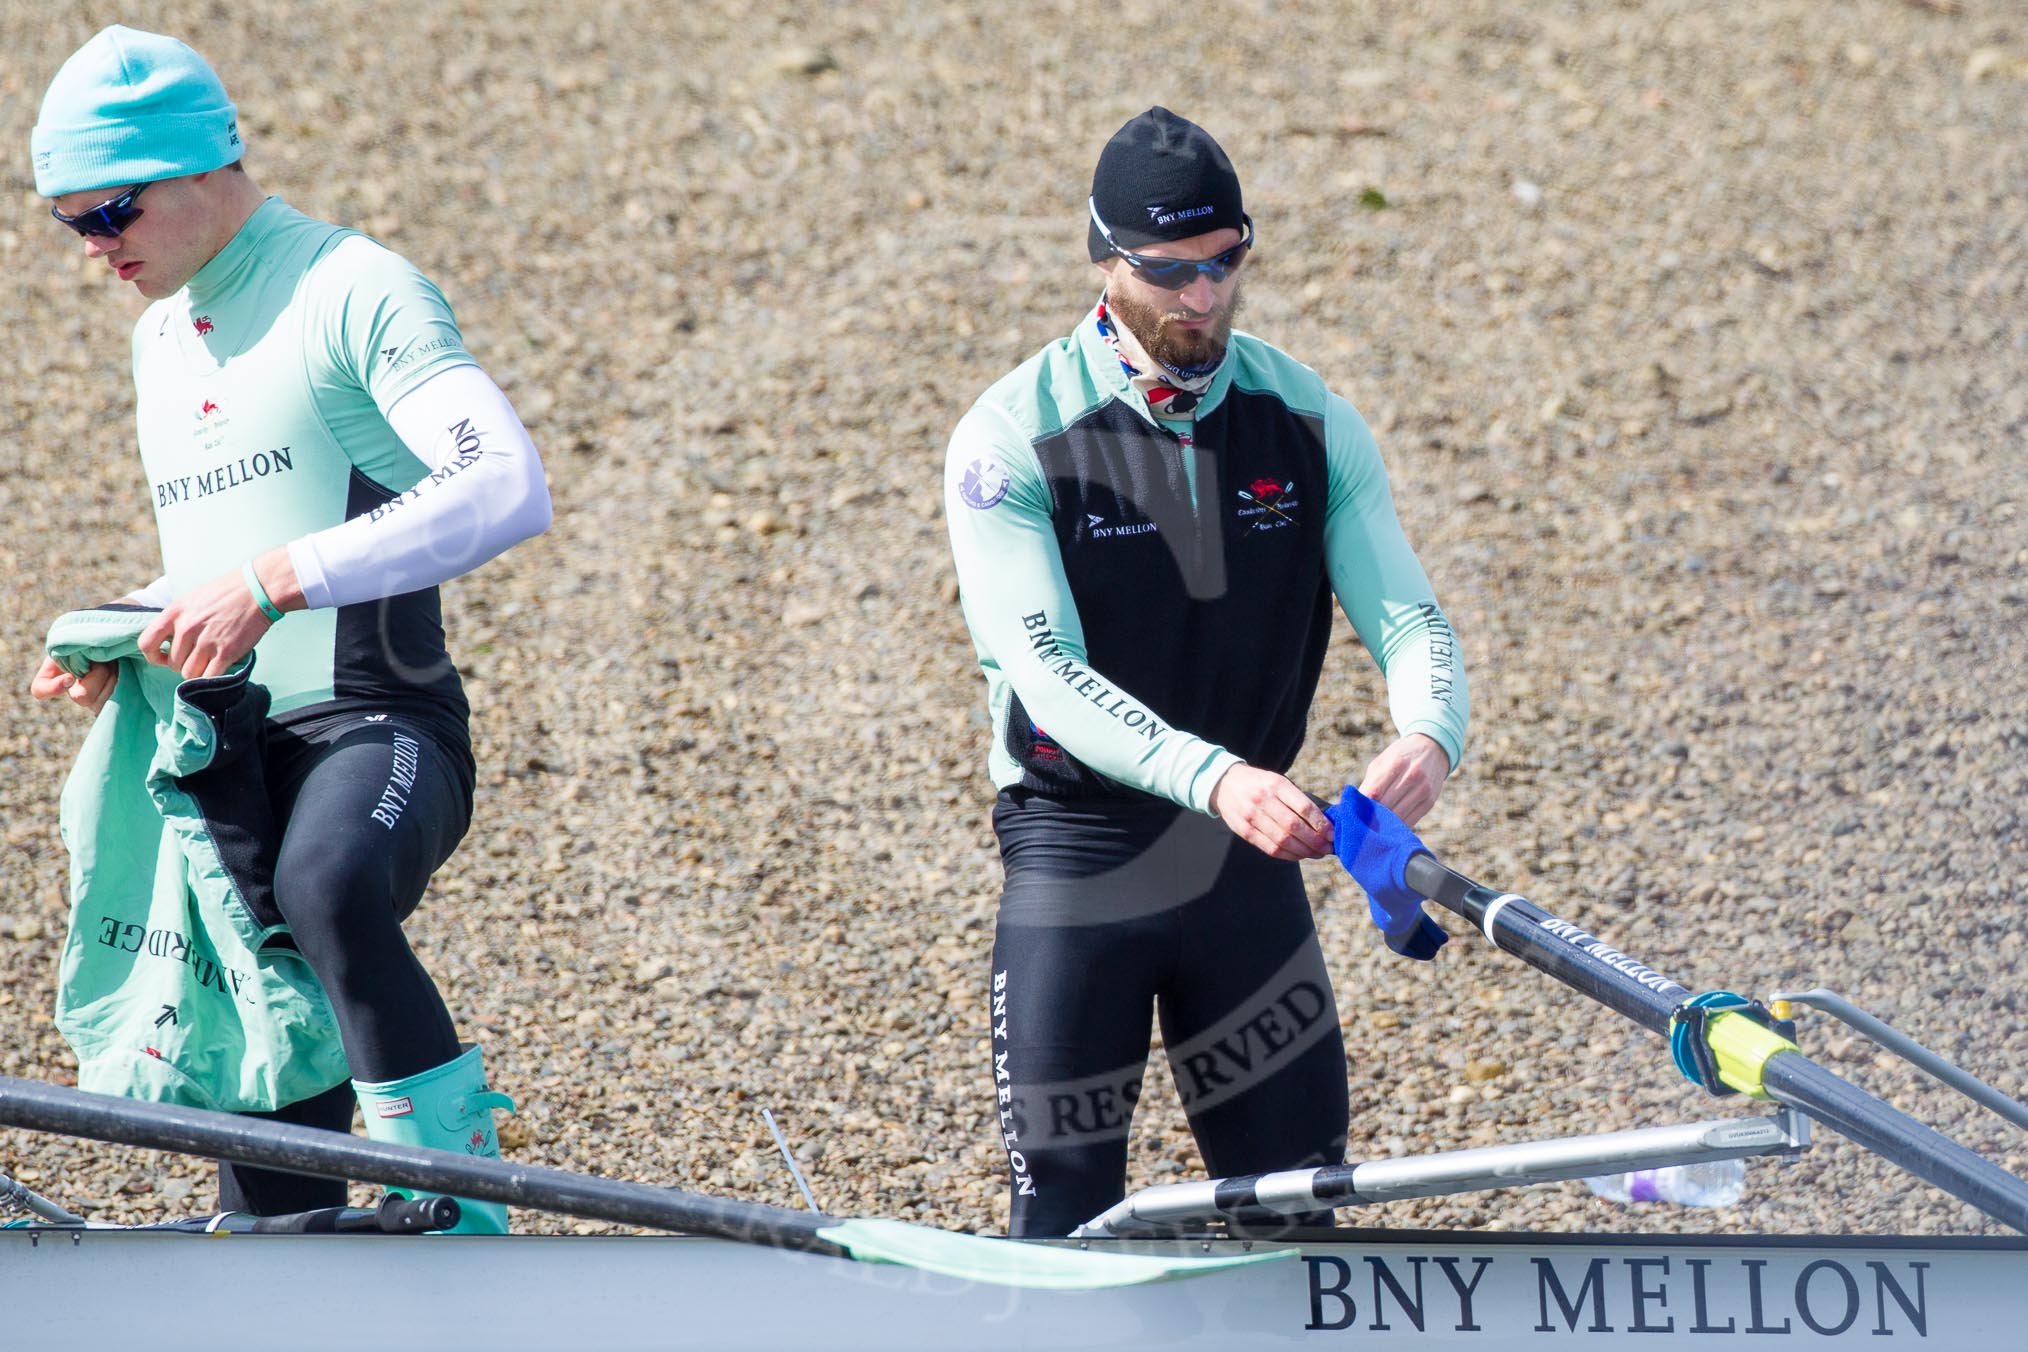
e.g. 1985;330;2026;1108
46;607;347;1112
818;1217;1294;1288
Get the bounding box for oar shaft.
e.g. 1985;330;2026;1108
1407;855;1686;1036
1400;853;2028;1234
0;1075;843;1255
1762;1052;2028;1234
1774;988;2028;1135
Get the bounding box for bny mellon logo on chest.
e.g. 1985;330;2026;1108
153;445;298;508
1086;510;1158;540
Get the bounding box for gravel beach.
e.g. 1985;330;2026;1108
0;0;2022;1239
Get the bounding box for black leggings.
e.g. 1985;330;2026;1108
988;791;1349;1237
217;713;472;1213
216;1078;358;1214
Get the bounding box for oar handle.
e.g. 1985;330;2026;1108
368;1193;463;1234
1404;851;1474;912
1310;793;1682;1032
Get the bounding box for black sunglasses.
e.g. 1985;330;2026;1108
51;182;150;238
1089;198;1252;289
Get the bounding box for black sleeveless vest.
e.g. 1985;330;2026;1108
1007;386;1334;798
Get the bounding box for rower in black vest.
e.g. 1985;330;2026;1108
944;108;1471;1237
1011;390;1335;798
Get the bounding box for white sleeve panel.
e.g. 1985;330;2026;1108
288;363;552;610
124;575;174;608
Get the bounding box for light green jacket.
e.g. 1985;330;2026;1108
46;607;347;1112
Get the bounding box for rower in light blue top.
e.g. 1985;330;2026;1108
28;25;551;1233
129;195;481;718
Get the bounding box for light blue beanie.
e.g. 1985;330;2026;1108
31;26;242;198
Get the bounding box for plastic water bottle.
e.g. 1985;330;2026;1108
1584;1159;1747;1207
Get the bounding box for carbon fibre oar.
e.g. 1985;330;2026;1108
1399;852;2028;1234
0;1075;1286;1289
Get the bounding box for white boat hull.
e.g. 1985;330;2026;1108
5;1227;2022;1349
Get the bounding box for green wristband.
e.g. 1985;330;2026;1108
242;560;285;623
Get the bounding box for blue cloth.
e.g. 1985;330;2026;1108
33;26;241;197
1324;787;1448;961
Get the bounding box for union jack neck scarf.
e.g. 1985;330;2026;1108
1095;299;1223;420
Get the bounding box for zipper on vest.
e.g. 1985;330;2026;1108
1171;426;1198;511
1161;423;1226;599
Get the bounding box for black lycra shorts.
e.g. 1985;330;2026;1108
216;710;472;1214
986;789;1349;1237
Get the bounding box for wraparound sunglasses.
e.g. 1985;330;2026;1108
1089;197;1252;289
51;182;150;238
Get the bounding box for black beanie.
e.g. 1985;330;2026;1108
1086;107;1247;262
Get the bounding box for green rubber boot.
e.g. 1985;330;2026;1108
353;1045;516;1235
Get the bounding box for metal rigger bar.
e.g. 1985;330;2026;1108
1076;1109;1807;1237
1771;987;2028;1136
0;1168;85;1226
